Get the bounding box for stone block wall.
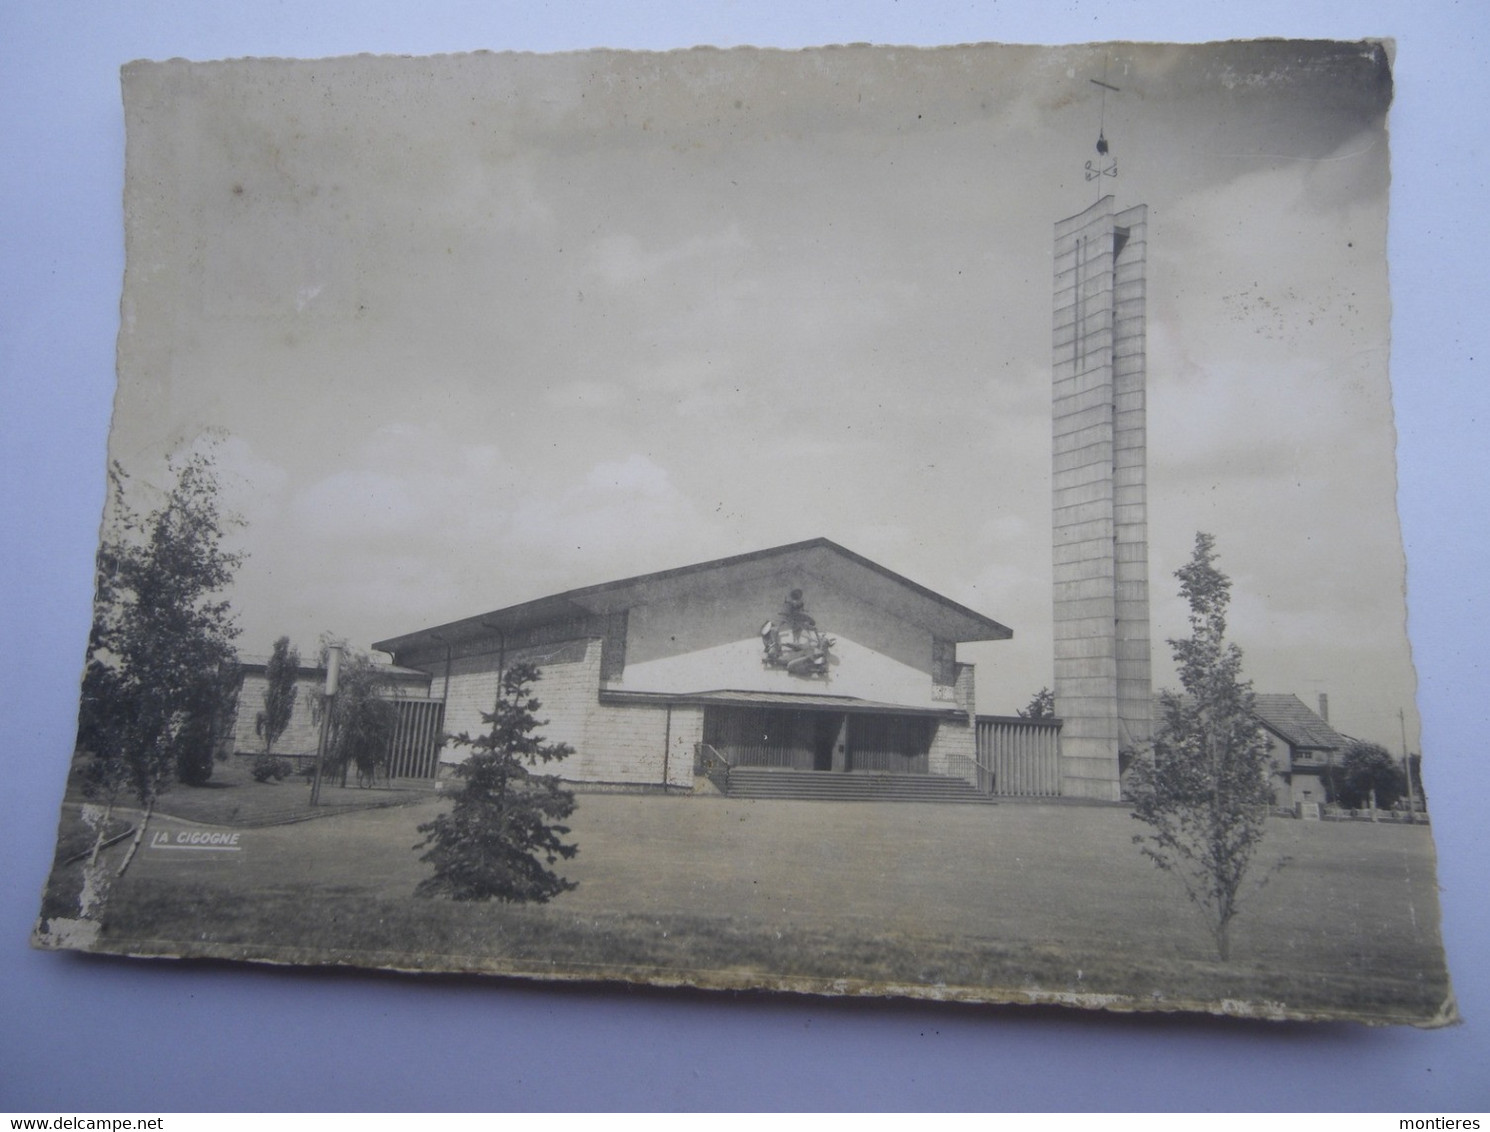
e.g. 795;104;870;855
438;641;594;761
1051;195;1152;800
929;665;975;781
232;672;323;757
436;636;691;788
929;715;977;783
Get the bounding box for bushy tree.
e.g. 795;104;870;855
174;659;244;785
415;663;578;902
1325;740;1407;811
77;449;243;873
1128;533;1273;960
1018;687;1056;720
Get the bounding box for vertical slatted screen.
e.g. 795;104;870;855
704;707;813;768
386;698;445;780
846;715;931;774
976;718;1062;796
703;707;937;774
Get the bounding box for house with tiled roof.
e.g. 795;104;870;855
1252;693;1350;807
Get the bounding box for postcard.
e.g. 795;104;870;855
34;41;1453;1025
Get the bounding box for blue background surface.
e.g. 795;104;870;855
3;2;1486;1112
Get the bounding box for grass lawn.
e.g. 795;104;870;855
52;751;431;829
37;753;432;923
40;792;1453;1025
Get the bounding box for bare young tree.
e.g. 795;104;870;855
1128;532;1274;960
78;447;244;876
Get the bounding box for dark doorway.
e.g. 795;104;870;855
703;705;929;774
846;714;932;773
812;713;840;771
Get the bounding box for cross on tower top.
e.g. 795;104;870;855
1085;74;1120;197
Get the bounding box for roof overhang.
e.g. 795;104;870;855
599;688;965;719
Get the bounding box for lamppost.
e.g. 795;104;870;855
1400;707;1418;824
308;645;343;807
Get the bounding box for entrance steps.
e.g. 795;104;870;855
723;767;996;805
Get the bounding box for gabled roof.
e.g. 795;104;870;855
1252;693;1348;751
373;537;1012;656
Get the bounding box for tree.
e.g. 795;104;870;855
1127;533;1273;961
255;636;300;757
312;639;398;788
77;448;243;873
174;658;244;785
415;663;578;902
1018;687;1056;720
1325;740;1407;812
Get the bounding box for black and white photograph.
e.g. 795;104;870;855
25;38;1457;1033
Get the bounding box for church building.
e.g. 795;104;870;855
368;191;1156;802
372;538;1016;797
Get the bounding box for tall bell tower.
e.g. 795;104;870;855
1051;194;1152;800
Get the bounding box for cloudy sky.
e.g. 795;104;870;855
107;41;1407;742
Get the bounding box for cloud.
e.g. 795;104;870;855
292;469;422;540
581;453;676;497
584;226;751;290
542;380;626;411
1154;133;1389;368
507;453;709;568
228;436;727;648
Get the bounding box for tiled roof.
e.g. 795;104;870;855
1252;693;1348;751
